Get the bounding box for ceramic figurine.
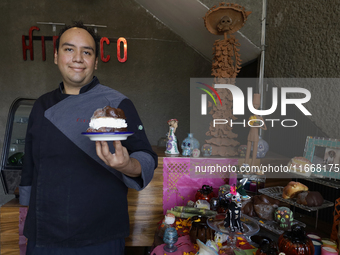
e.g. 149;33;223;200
274;207;294;230
257;137;269;158
165;119;180;155
224;186;244;232
192;148;200;158
244;94;267;166
201;144;212;157
214;232;229;246
164;213;176;225
158;213;176;238
194;200;210;210
181;133;200;157
165;119;179;155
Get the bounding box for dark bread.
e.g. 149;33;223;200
296;191;324;207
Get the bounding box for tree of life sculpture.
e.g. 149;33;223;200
203;3;251;157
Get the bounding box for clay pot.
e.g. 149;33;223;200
189;216;215;244
195;185;215;202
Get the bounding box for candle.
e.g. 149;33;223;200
321;239;337;249
308;234;322;241
244;180;250;190
249;181;257;192
321;246;337;255
312;240;322;255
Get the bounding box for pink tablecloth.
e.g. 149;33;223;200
151;235;196;255
19;207;28;255
162;157;238;214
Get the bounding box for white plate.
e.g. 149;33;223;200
82;132;134;141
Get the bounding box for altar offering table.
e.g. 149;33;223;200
0;149;290;254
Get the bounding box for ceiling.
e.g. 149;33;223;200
134;0;262;65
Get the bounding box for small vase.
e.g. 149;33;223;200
163;227;178;253
181;133;200;157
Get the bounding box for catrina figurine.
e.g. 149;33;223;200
274;207;293;230
236;178;251;200
224;185;244;232
225;179;250;200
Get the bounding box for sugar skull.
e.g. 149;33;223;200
256;138;269;158
238;145;247;158
181;133;199;157
192;148;200;158
181;141;191;156
274;207;293;230
201;144;212;157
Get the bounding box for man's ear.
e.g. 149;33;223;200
54;50;58;65
95;57;98;70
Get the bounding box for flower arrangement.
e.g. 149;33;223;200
249;115;261;126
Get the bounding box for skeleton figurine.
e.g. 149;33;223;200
223;185;244;232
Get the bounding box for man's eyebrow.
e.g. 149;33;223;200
61;43;94;52
61;42;75;48
83;46;95;52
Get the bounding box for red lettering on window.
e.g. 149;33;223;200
53;36;59;57
41;36;46;61
117;37;127;63
100;37;111;62
22;26;40;60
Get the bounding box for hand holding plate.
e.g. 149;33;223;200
95;141;141;177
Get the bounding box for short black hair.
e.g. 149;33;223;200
55;21;100;58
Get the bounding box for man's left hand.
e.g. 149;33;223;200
95;141;141;177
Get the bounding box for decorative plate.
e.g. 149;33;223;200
81;132;133;141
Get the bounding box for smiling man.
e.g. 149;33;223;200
19;22;157;255
55;27;98;95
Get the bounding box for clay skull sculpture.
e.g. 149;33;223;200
203;3;251;157
217;15;233;32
